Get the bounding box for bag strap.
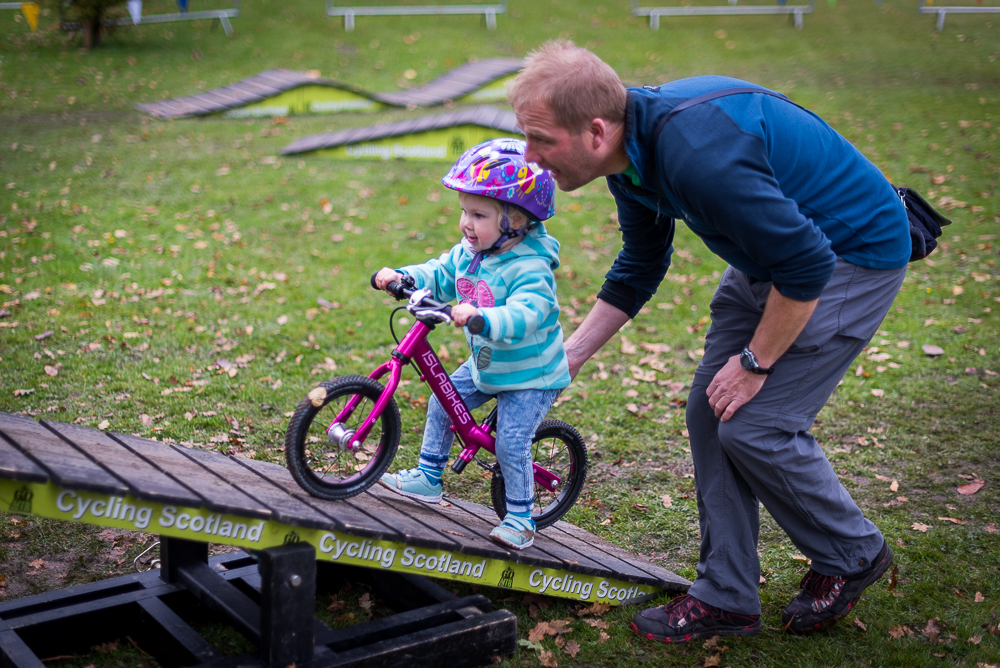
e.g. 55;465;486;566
651;87;807;147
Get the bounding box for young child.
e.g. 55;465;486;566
374;138;569;550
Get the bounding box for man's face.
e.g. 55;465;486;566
516;102;600;192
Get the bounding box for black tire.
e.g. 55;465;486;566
490;420;588;529
285;375;401;500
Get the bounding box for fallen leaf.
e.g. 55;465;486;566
975;591;985;603
890;479;899;492
957;479;985;495
34;330;54;340
912;522;929;532
539;649;558;667
661;494;673;509
887;566;899;592
922;344;945;356
703;635;722;649
98;419;110;430
44;365;59;377
938;517;966;524
563;640;580;658
598;631;610;643
871;388;885;397
28;559;45;570
923;618;943;643
702;655;721;668
888;625;906;639
853;618;868;632
577;602;611;617
527;619;573;643
140;414;153;427
583;618;609;629
968;635;983;645
791;554;811;563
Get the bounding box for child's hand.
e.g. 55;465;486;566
374;267;403;291
451;303;481;328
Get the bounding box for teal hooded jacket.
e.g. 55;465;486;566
399;223;571;394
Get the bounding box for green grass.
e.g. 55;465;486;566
1;0;999;665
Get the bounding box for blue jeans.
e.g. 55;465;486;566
419;360;560;515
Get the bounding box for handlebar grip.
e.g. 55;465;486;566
370;272;380;290
466;315;486;335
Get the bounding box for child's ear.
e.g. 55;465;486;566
509;210;528;230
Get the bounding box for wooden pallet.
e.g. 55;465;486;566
0;411;689;608
0;541;519;667
136;58;523;120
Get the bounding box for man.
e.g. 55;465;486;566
509;41;906;642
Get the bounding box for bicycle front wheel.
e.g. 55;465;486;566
285;375;400;500
490;420;588;529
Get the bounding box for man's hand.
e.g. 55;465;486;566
706;355;767;422
374;267;403;292
451;303;480;328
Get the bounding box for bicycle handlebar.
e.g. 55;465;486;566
370;272;486;335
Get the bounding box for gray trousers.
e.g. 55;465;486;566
685;258;907;615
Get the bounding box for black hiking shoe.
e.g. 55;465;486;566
781;540;894;633
631;594;762;644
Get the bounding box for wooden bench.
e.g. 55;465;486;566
919;0;1000;30
631;0;815;29
58;0;240;36
325;0;506;31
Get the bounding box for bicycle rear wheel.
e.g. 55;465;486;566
285;375;400;500
490;420;588;529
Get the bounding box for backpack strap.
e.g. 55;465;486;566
651;87;808;147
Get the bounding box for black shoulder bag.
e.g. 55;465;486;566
651;87;951;262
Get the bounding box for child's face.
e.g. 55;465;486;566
458;193;505;252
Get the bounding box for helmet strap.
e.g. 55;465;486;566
465;204;523;274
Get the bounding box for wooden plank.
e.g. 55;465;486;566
445;496;662;583
0;425;47;484
550;521;690;589
365;484;523;562
107;433;271;519
0;412;127;494
41;421;201;506
442;498;617;579
233;457;405;541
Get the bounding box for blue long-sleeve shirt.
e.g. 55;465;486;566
601;77;910;316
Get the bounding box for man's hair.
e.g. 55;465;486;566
508;40;626;133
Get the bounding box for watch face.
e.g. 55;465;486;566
740;348;754;371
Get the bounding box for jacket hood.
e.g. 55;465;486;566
465;223;561;271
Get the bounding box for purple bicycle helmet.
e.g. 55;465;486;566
442;138;556;222
442;138;556;272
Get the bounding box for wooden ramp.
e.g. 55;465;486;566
280;105;520;161
136;58;523;120
0;412;689;607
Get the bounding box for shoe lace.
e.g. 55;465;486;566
661;594;702;624
800;570;845;599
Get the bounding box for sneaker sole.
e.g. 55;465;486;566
489;532;534;551
784;545;895;633
377;478;443;504
630;620;762;644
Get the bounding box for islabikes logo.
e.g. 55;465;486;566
420;350;471;425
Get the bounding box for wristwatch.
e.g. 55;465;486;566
740;346;775;375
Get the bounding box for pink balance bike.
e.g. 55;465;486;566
285;275;588;528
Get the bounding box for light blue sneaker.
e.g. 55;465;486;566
379;467;443;503
490;515;535;551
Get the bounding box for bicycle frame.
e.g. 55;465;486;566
329;318;562;493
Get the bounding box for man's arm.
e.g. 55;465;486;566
706;286;817;422
563;298;631;380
